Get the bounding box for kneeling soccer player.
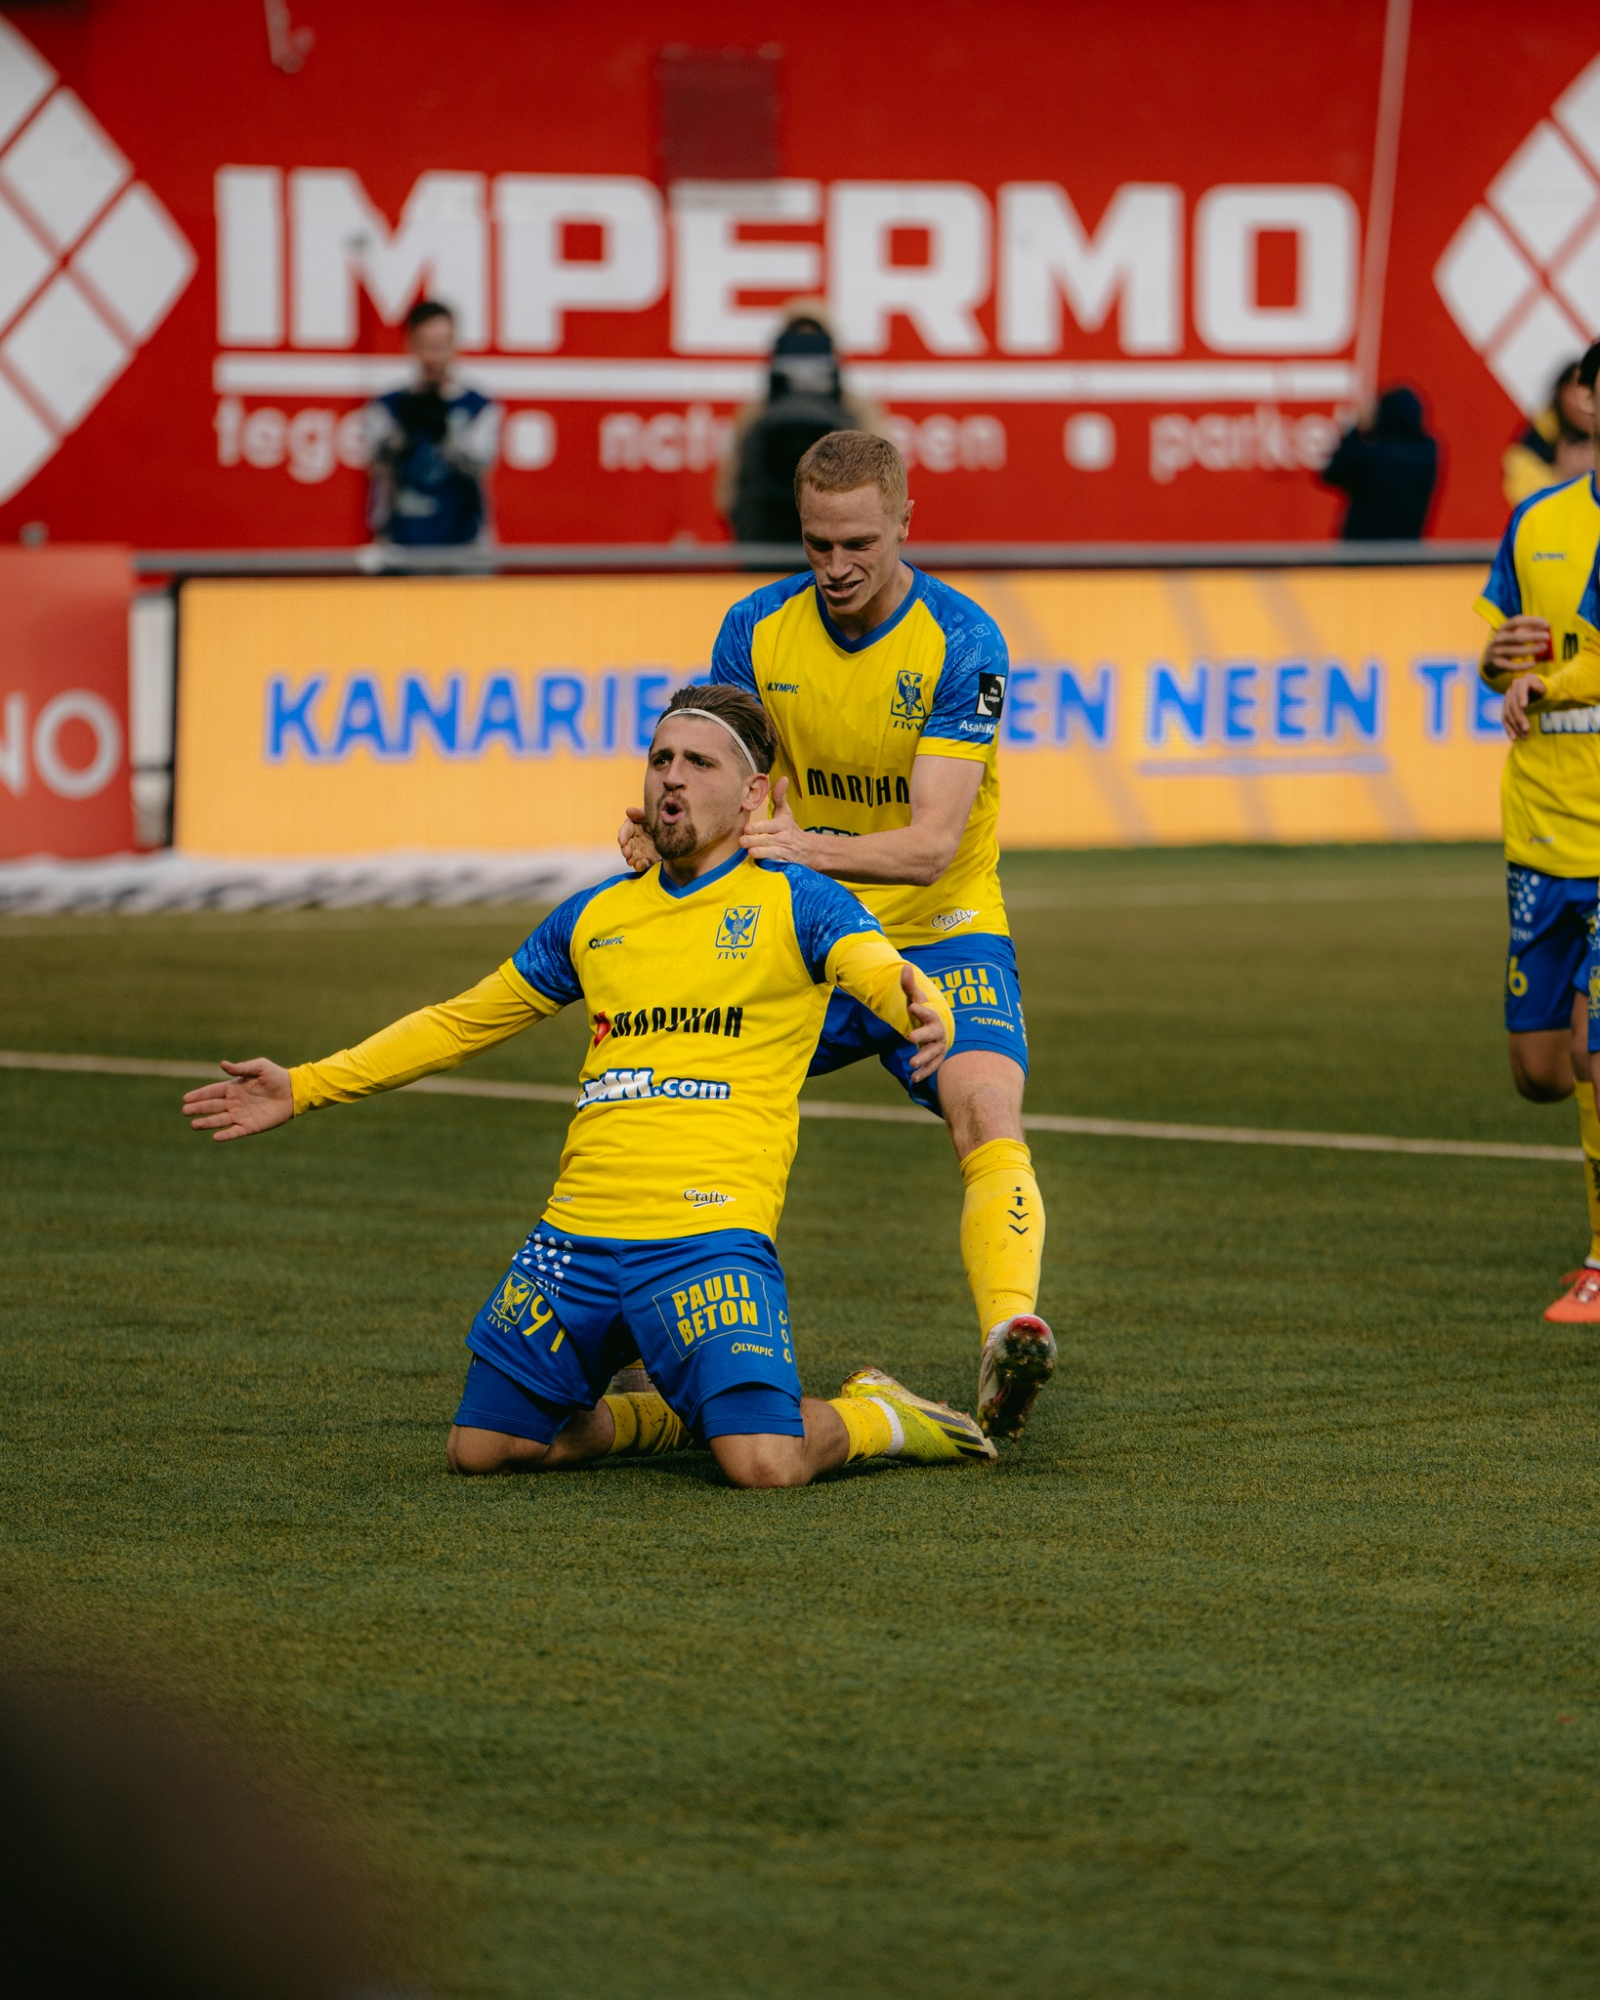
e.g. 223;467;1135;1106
180;684;994;1486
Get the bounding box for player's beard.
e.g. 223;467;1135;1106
645;802;698;859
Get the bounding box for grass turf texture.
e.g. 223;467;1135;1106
4;840;1599;1997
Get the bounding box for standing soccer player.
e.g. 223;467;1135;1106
182;686;991;1485
624;433;1050;1437
1477;338;1600;1321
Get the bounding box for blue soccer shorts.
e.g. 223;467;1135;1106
807;931;1028;1114
1505;864;1599;1034
452;1223;804;1445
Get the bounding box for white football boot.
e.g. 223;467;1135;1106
977;1314;1056;1439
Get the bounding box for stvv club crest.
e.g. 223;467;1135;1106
891;671;926;721
716;905;761;954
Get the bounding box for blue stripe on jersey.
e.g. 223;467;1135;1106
1484;480;1588;620
814;568;927;652
710;571;814;692
656;850;747;900
511;873;633;1005
916;571;1010;746
1579;483;1600;634
755;859;883;981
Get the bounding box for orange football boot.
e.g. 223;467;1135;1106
1544;1268;1600;1323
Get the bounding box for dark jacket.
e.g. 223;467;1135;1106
1321;388;1438;541
367;383;499;546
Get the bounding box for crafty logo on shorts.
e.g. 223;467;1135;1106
652;1267;775;1360
975;672;1006;718
716;905;760;955
890;671;926;723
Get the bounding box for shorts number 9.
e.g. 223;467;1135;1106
1507;955;1529;997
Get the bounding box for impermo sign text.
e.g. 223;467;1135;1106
217;171;1360;359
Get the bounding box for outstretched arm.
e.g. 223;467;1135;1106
180;964;558;1143
825;931;956;1084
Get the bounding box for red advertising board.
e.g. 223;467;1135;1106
0;1;1595;547
0;545;132;857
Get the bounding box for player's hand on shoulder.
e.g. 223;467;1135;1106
618;806;659;873
1503;673;1548;741
181;1058;295;1142
902;963;949;1084
740;776;813;864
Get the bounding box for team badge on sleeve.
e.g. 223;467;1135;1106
975;673;1007;718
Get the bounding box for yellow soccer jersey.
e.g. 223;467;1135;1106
711;567;1009;946
289;852;953;1242
1477;473;1600;875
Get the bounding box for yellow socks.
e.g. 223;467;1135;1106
602;1392;690;1456
958;1136;1045;1336
1577;1080;1600;1264
830;1396;894;1463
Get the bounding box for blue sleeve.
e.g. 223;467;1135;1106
920;579;1009;748
710;598;760;693
1481;497;1539;619
510;875;626;1006
769;863;882;981
1581;544;1600;633
710;573;813;694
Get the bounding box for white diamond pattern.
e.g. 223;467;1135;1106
0;14;53;149
1488;123;1598;264
0;88;128;249
0;20;193;503
1553;215;1600;332
1555;53;1600;175
1437;56;1600;417
73;183;196;340
1434;208;1534;349
1487;293;1587;416
0;188;51;329
3;272;129;429
0;366;54;493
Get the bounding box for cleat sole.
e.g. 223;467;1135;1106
979;1316;1057;1439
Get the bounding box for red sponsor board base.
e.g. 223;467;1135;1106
0;546;133;859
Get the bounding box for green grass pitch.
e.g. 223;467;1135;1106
4;841;1600;1997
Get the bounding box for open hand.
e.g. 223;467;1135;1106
1503;672;1548;741
618;806;658;874
903;964;949;1084
181;1058;294;1142
739;776;816;866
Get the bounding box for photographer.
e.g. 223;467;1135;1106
366;299;500;547
716;301;882;545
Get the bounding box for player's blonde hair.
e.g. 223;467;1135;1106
662;683;777;773
794;429;909;516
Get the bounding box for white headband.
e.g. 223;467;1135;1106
655;706;760;774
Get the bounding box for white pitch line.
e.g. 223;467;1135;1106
0;1050;1578;1165
1002;874;1500;910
